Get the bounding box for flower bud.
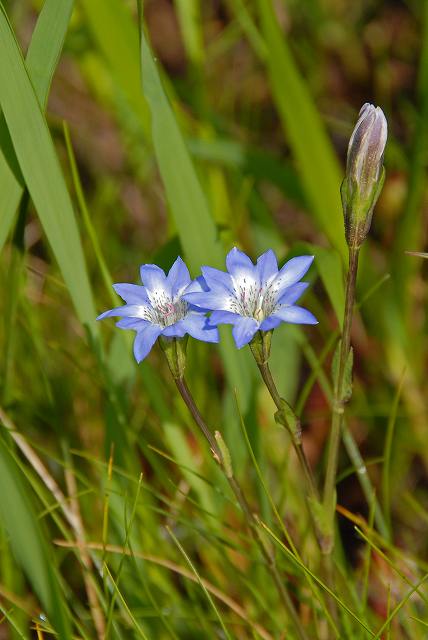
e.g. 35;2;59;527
341;103;387;248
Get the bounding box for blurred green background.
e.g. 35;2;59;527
0;0;427;638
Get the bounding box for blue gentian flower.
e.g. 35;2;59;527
183;247;318;349
97;257;219;362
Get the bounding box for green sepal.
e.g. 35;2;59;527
214;431;233;478
342;167;385;248
309;491;337;553
159;336;188;379
274;398;302;445
249;330;272;365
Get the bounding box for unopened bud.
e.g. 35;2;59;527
341;103;387;248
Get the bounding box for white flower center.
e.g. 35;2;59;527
138;289;188;327
228;275;281;320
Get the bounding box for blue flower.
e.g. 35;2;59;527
97;257;219;362
183;247;318;349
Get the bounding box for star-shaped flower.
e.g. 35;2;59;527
97;257;218;362
183;247;317;348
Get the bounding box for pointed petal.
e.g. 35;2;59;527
116;318;148;330
232;316;259;348
183;275;209;295
207;310;240;326
201;266;234;293
97;304;148;320
133;324;162;362
183;290;235;311
166;257;191;297
139;264;168;293
226;247;258;285
162;320;188;338
273;256;314;293
113;283;150;304
181;313;219;343
256;249;278;285
273;305;318;325
277;282;309;306
259;316;282;331
226;247;254;273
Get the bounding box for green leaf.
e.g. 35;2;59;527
79;0;149;131
0;0;74;252
0;438;72;638
0;3;97;334
256;0;347;261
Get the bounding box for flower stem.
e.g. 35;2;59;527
255;360;319;506
173;375;309;640
322;246;360;554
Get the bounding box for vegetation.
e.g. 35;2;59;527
0;0;428;638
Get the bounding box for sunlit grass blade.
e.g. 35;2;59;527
166;526;233;640
55;539;274;640
25;0;74;107
355;527;428;608
174;0;204;67
0;605;27;639
372;573;428;639
103;563;149;640
79;0;149;132
235;392;340;638
163;422;218;517
0;0;73;253
259;519;375;637
0;3;97;334
256;0;346;260
0;438;72;638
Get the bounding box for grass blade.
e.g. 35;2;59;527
256;0;346;260
0;438;72;638
166;526;232;640
0;0;74;252
0;3;97;334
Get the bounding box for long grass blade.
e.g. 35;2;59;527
0;438;72;638
0;3;97;333
255;0;346;260
0;0;74;252
166;526;233;640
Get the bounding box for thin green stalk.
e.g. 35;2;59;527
322;246;360;553
172;375;309;640
166;525;232;640
296;333;390;540
236;396;339;638
255;359;319;505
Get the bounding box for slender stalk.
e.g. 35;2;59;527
173;375;309;640
251;357;339;621
256;360;319;505
322;246;360;553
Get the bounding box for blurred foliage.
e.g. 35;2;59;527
0;0;428;638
